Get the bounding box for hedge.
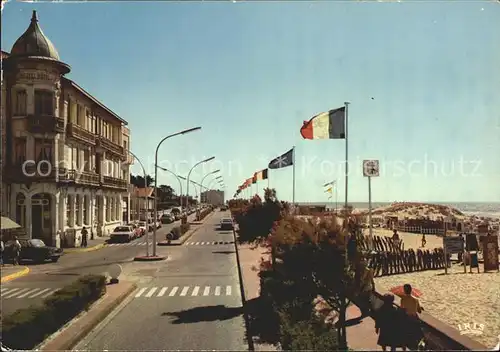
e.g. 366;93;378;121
167;223;191;240
197;207;212;221
2;274;106;350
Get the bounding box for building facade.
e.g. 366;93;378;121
1;11;132;247
200;190;224;206
129;187;155;220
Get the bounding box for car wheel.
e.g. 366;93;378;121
51;257;59;263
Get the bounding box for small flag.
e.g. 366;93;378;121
325;187;333;193
246;178;253;186
252;175;257;184
268;148;294;169
254;169;268;181
323;180;336;187
300;107;346;140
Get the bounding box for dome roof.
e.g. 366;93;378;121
10;11;60;60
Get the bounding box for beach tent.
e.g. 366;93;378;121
1;216;21;230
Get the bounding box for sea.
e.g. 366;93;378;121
296;202;500;219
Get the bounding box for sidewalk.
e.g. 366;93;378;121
236;241;381;351
1;264;30;283
64;235;109;253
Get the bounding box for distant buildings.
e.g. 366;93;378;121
201;190;224;206
1;11;133;246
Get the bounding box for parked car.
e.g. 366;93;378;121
5;238;63;263
220;218;234;230
127;223;142;239
110;225;135;242
137;221;147;235
161;213;174;224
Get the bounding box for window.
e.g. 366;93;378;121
34;90;53;115
123;140;128;151
13;90;27;115
66;195;71;226
83;196;89;225
83;149;90;171
77;104;84;126
75;195;81;226
35;140;53;164
14;138;26;164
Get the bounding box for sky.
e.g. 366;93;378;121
2;1;499;203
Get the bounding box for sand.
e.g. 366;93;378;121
374;264;500;349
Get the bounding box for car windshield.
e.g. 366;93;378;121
30;239;46;247
222;219;232;223
114;226;130;232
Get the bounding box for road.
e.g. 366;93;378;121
1;217;189;317
74;210;248;351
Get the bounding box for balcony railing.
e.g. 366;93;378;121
123;152;134;165
102;176;128;190
97;137;124;157
27;115;65;134
66;123;96;145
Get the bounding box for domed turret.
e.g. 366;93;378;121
10;10;61;60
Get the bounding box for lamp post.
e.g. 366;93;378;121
186;156;215;208
129;151;150;257
200;170;220;204
153;127;201;256
207;176;223;190
156;165;186;211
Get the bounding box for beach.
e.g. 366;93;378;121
374;264;500;349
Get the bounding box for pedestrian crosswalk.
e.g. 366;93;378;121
1;287;60;299
107;241;152;247
185;241;234;246
134;285;235;298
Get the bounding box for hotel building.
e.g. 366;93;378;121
1;11;133;247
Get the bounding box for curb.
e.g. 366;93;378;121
133;255;167;261
158;211;216;246
1;266;30;283
39;282;137;351
233;229;255;351
64;243;106;253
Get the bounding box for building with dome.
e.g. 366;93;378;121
1;11;133;247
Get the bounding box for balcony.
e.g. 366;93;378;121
58;169;101;186
123;152;134;165
27;115;65;134
102;176;128;190
66;123;96;145
5;163;58;183
97;137;125;157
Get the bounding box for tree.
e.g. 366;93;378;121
130;174;154;187
157;185;175;202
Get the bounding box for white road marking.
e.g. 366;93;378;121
41;288;59;298
17;288;41;298
28;288;51;298
214;286;221;296
191;286;200;296
180;286;189;296
169;286;179;296
4;288;29;299
226;285;232;296
203;286;210;296
135;288;147;297
158;287;168;297
145;287;158;297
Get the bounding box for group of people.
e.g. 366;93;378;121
0;236;22;266
375;284;425;351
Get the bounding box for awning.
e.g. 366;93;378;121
1;216;21;230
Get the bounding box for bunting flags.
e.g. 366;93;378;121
268;148;294;169
254;169;268;181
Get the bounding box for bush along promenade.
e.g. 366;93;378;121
196;206;213;221
166;223;191;240
229;189;373;350
2;275;107;350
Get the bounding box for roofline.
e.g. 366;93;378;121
62;77;128;125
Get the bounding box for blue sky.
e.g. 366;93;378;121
2;1;499;203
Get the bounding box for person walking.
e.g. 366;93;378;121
12;236;22;265
421;234;427;248
375;294;405;351
81;227;88;248
359;262;376;318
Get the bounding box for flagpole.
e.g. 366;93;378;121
292;146;296;205
344;102;349;210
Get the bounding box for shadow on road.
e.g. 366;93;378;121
212;251;236;255
162;305;243;324
45;259;133;274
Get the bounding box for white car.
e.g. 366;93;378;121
110;225;135;243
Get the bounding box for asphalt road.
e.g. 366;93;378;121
74;210;248;351
1;217;190;317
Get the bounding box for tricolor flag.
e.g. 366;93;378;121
245;178;253;186
252;175;257;184
325;187;333;194
254;169;268;181
300;107;346;140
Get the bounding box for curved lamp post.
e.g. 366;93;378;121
156;165;186;211
153;127;201;256
200;170;220;204
186;156;215;208
207;175;223;190
129;151;150;257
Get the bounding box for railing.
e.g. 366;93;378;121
66;123;96;144
396;226;445;235
27;114;65;134
97;136;124;156
57;169;100;186
102;175;128;189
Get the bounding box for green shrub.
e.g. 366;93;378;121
2;274;106;350
279;312;339;350
180;223;190;234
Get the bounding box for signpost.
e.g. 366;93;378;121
443;236;465;274
363;160;379;252
482;235;499;272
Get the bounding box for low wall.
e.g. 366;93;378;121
370;291;487;351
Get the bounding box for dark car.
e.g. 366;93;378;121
220;218;234;230
5;238;63;263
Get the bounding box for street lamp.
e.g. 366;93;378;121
130;151;151;257
200;170;220;204
153;127;201;256
207;176;223;190
156;165;186;211
186;156;215;209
